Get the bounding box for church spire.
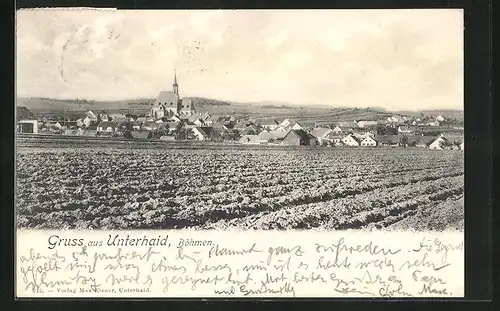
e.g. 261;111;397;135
173;69;179;96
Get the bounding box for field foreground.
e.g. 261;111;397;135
16;138;464;231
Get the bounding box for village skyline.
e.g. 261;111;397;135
16;9;463;111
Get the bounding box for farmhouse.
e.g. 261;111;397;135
332;126;342;134
109;114;129;123
160;135;176;141
204;115;218;126
325;131;343;145
428;136;448;150
239;135;261;145
356;120;378;128
97;121;116;132
17;120;38;134
86;110;98;121
342;134;361;147
261;119;279;131
131;131;151;139
310;127;333;145
281;129;313;146
278;119;291;129
82;130;97;137
131;121;142;131
191;127;213;141
398;126;415;135
375;135;400;147
150;71;195;119
360;136;377;147
290;122;304;130
141;122;161;131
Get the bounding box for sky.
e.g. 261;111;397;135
16;9;464;110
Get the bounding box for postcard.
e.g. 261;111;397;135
15;8;464;298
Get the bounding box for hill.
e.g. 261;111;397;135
15;96;461;124
394;109;464;121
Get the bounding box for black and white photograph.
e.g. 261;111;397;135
16;9;464;232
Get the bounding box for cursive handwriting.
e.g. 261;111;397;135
17;234;464;298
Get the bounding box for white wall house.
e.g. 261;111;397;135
18;120;38;134
342;134;360;147
429;137;447;150
361;136;377;146
332;126;342;134
191;127;210;141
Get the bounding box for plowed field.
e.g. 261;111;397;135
16;138;464;231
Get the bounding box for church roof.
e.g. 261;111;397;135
155;91;179;105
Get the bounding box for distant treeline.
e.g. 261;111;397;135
261;104;293;109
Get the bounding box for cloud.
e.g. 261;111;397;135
16;9;463;110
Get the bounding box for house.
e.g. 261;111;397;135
460;141;464;150
136;116;150;123
184;121;197;129
261;119;279;131
398;126;415;135
239;135;261;145
342;134;361;147
281;129;313;146
109;114;128;122
46;121;62;130
387;116;403;124
83;116;93;127
191;127;213;141
429;136;448;150
130;131;151;139
436;115;445;122
265;130;289;142
97;122;116;132
278;119;291;129
360;136;377;147
204;115;218;126
337;121;355;128
131;121;142;131
17;120;38;134
85;110;98;121
98;112;110;122
16;106;34;120
193;119;205;127
325;132;344;145
160;135;176;141
141;122;160;131
375;135;400;147
332;126;342;134
427;120;440;127
310;128;333;145
169;115;182;122
64;129;79;136
76;119;85;128
356;120;378;128
242;124;259;135
290;122;304;130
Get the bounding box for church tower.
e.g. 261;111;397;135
173;70;179;96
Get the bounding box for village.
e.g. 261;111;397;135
16;73;464;151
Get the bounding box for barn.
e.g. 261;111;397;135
281;129;313;146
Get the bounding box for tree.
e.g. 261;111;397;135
400;136;409;147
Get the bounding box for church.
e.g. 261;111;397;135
150;72;195;119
